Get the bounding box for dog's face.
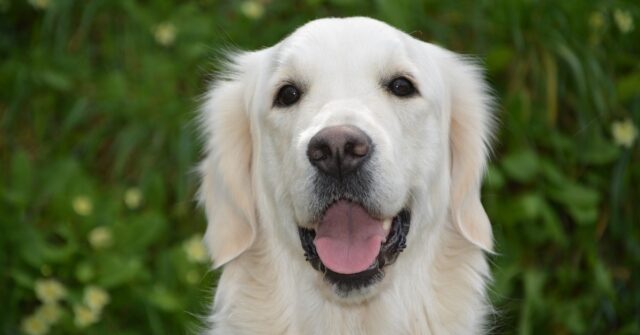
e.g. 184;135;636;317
199;17;494;302
260;19;445;297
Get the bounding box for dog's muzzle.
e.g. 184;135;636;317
298;125;411;294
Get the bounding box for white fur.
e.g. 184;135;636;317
198;17;495;335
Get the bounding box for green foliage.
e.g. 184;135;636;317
1;0;638;334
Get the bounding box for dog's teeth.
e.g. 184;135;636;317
383;218;392;231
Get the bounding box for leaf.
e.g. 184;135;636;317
567;205;599;225
114;212;167;253
39;70;72;91
563;304;587;334
486;46;514;74
501;149;539;182
542;50;558;125
616;71;640;102
484;164;505;189
18;226;48;268
4;150;33;208
75;262;95;283
547;182;600;209
517;193;545;220
540;159;566;185
577;134;620;165
148;285;183;312
11;269;35;289
547;181;601;225
61;98;90;133
539;204;566;245
523;269;546;309
97;256;144;288
592;260;613;296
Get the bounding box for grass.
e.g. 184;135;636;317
1;0;638;334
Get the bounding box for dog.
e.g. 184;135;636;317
198;17;495;335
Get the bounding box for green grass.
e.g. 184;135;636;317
1;0;638;334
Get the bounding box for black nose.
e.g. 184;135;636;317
307;125;372;180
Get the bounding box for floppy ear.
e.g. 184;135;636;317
198;54;258;268
443;52;495;252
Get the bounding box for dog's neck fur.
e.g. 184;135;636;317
206;213;490;335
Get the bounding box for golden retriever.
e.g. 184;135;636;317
198;17;495;334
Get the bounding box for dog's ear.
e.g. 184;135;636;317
198;53;259;268
442;52;495;252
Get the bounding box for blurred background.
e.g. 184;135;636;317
1;0;638;334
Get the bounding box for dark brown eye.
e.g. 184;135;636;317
388;77;417;97
275;84;302;107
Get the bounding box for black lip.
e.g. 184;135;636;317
298;208;411;294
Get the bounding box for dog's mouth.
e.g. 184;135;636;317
298;199;411;293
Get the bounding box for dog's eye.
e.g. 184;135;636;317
275;84;302;107
387;77;417;97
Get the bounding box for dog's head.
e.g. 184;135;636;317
199;17;494;300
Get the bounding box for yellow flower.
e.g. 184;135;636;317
35;279;67;304
240;1;265;20
28;0;49;10
72;195;93;216
73;304;99;328
183;235;208;263
612;118;638;148
35;303;63;325
83;286;110;312
20;315;49;335
124;187;143;209
154;23;176;47
613;9;634;34
88;226;113;250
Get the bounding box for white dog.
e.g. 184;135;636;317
198;17;495;335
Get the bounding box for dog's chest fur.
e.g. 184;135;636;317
206;225;490;335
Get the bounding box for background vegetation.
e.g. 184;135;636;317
1;0;638;334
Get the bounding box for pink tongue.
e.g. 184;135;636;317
314;201;386;274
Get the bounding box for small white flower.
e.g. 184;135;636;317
88;226;113;250
35;303;63;325
124;187;143;209
21;315;49;335
73;304;99;328
28;0;49;10
83;286;110;312
154;23;176;47
612;118;638;148
35;279;67;304
183;235;208;263
613;9;634;34
72;195;93;216
240;1;265;20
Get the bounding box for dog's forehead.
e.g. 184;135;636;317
274;17;409;72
